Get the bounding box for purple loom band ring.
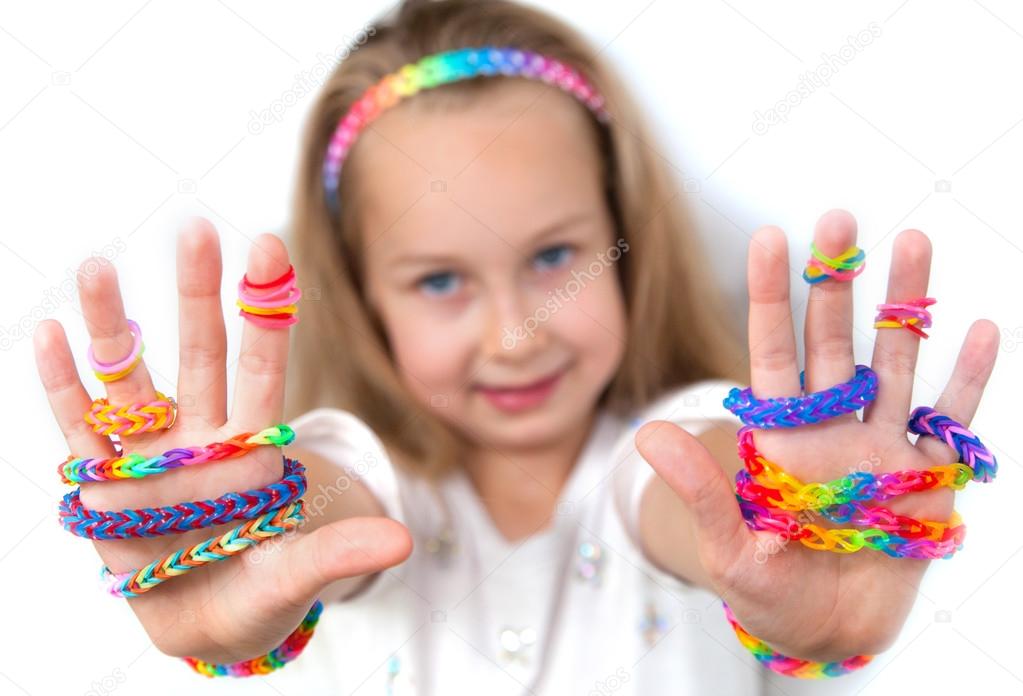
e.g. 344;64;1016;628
87;319;144;375
723;364;878;429
908;406;998;483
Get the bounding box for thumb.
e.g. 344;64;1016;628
635;420;750;562
281;516;413;602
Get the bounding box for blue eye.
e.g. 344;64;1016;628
417;271;460;297
534;244;574;271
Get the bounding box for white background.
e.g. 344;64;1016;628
1;1;1022;694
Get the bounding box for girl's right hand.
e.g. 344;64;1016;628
33;217;412;663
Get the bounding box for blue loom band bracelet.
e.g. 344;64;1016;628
723;364;879;429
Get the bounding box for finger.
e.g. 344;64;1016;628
176;218;228;429
747;226;802;398
277;517;413;608
78;258;160;444
635;421;750;571
863;229;932;431
915;319;1000;465
33;320;116;458
229;234;294;432
803;210;857;406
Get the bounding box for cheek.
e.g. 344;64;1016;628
547;268;627;366
384;300;473;392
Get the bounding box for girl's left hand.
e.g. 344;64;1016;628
638;209;999;661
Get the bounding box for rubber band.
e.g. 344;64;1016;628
61;456;306;539
802;242;866;285
87;319;145;383
723;365;878;429
59;424;295;483
322;47;610;213
874;297;936;338
908;406;997;483
85;392;177;437
100;500;304;597
236;264;302;329
721;601;872;678
738;499;965;559
183;599;324;677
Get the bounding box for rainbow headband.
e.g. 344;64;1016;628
322;46;611;212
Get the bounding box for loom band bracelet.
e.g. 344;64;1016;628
721;601;872;678
58;424;296;484
60;456;306;539
817;500;959;540
738;500;965;559
908;406;997;483
84;392;178;437
734;463;973;511
184;598;324;677
723;365;878;429
88;319;145;382
100;500;305;598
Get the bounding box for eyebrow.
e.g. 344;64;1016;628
390;211;594;268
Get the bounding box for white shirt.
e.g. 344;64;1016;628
277;378;766;695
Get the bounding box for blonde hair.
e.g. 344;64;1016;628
286;0;746;479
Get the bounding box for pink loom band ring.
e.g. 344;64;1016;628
87;319;144;377
236;280;302;308
237;310;299;329
242;264;295;290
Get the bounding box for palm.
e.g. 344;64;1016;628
35;219;410;662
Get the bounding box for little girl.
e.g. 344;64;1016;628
35;0;1000;693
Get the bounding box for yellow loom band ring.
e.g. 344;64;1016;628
94;348;144;383
235;299;298;316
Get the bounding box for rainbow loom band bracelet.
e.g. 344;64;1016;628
723;364;878;428
85;392;177;437
802;242;866;285
737;498;966;559
720;601;872;678
183;598;324;677
60;456;306;540
236;265;302;329
99;500;305;598
87;319;145;383
322;46;610;213
908;406;997;483
734;426;973;510
59;424;296;484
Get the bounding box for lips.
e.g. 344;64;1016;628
475;367;567;413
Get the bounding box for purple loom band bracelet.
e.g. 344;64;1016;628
87;319;144;376
908;406;998;483
59;456;307;540
723;364;878;429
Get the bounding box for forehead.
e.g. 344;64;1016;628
347;79;605;260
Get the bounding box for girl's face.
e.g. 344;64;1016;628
357;80;627;453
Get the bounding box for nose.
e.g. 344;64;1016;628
481;282;549;360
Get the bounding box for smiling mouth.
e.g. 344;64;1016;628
475;367;567;393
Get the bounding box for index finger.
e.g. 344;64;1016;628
747;225;802;399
